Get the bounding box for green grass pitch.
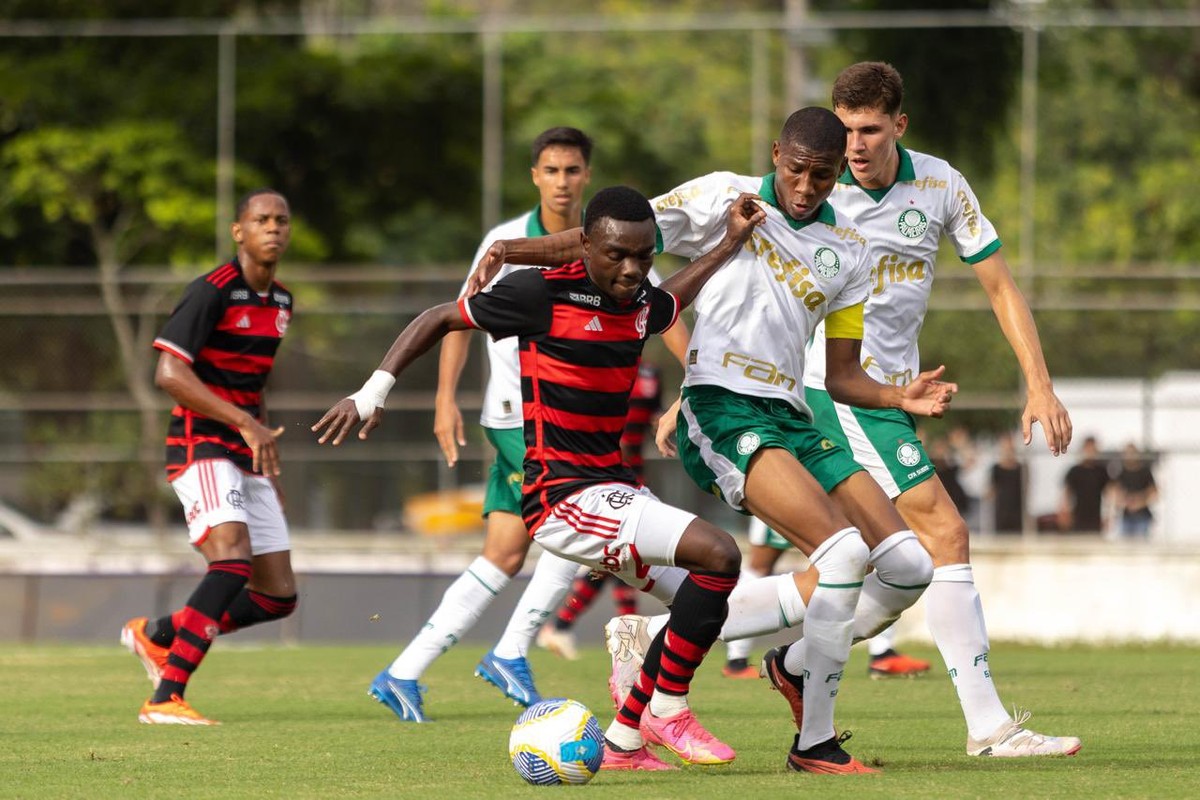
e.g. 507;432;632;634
2;642;1196;798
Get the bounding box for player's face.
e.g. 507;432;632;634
232;193;291;266
531;145;591;220
835;105;908;190
581;218;656;303
770;140;845;221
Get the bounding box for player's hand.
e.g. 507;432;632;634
433;395;466;467
655;395;683;457
240;419;285;476
311;398;383;446
899;365;958;418
1023;388;1072;456
726;192;767;246
465;241;507;297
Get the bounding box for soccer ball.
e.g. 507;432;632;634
509;697;604;785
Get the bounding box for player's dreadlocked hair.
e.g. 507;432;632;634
583;185;654;237
778;107;847;157
832;61;904;116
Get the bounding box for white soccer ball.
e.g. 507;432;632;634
509;697;604;785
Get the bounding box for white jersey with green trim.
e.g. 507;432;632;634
461;210;665;429
653;171;871;417
461;212;539;429
806;146;1000;390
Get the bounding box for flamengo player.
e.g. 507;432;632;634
315;186;764;770
536;362;661;661
805;62;1080;757
121;190;299;725
471;109;958;773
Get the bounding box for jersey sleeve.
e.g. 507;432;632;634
646;286;680;336
945;169;1002;264
651;173;738;260
459;267;551;340
153;278;225;364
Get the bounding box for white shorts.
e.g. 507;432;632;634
534;483;693;604
171;459;290;556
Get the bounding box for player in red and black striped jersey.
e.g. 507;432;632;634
120;190;299;726
537;362;662;660
316;186;767;769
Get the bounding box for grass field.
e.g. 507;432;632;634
2;641;1197;799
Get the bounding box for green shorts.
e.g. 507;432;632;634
482;426;525;517
804;386;935;499
676;384;863;513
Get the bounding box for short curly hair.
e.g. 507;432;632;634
778;106;846;156
583;185;653;237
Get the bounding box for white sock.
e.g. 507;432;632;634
720;572;806;641
783;638;807;676
854;530;933;653
649;689;689;718
646;614;669;640
605;718;642;750
492;552;579;659
799;529;868;750
925;564;1010;740
867;623;897;657
388;556;508;679
723;567;765;661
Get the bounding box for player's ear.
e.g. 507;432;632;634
894;112;909;139
231;221;243;243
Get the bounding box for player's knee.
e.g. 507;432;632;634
872;531;934;588
479;546;526;576
812;528;869;582
706;532;742;576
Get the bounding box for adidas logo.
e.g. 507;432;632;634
236;315;251;329
584;316;604;332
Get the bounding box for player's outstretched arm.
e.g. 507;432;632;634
312;302;470;446
465;230;584;296
659;193;765;309
824;337;958;419
973;251;1072;455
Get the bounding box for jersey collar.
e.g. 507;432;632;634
759;173;837;229
525;205;550;238
837;143;916;202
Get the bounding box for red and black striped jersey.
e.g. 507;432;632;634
459;262;679;533
620;362;664;481
153;260;293;479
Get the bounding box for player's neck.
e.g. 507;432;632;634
540;205;582;235
236;254;278;293
860;146;901;190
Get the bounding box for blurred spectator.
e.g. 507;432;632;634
928;436;969;515
987;432;1026;534
1114;443;1157;539
948;424;982;529
1059;436;1113;533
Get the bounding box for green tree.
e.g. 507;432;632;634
1;123;217;523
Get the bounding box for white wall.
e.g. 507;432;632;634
892;541;1200;645
1024;372;1200;542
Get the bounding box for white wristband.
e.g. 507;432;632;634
347;370;396;421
